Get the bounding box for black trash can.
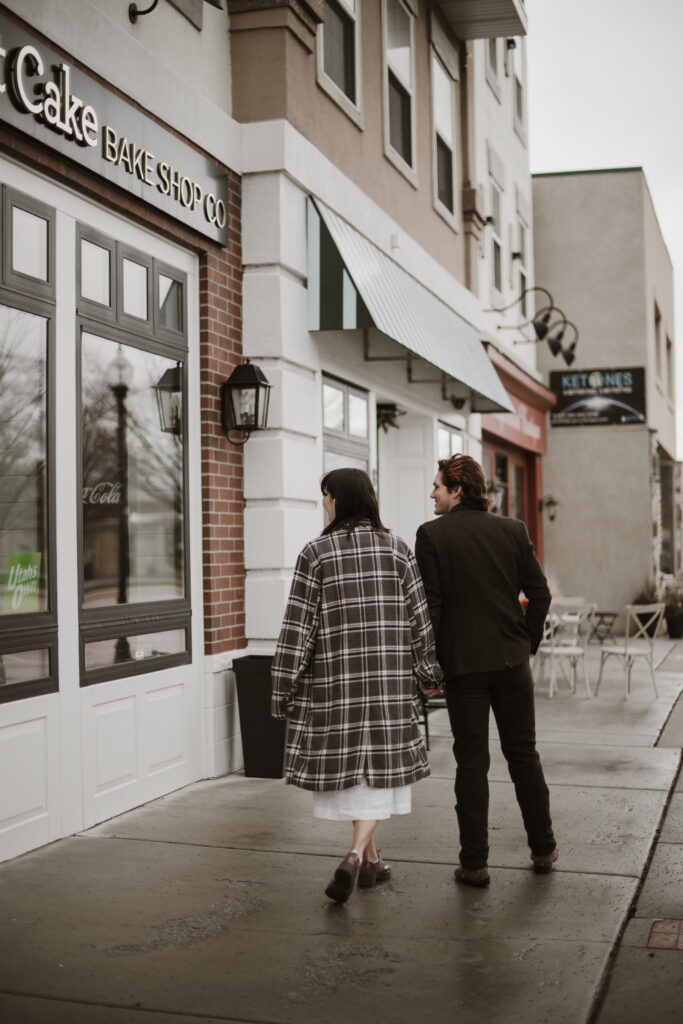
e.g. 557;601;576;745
233;654;286;778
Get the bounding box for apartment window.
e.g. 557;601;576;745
517;217;527;311
318;0;362;124
0;188;57;704
384;0;415;175
512;37;526;141
431;52;456;216
666;336;674;398
78;228;190;686
486;38;501;100
654;303;662;378
322;376;370;474
490;182;503;296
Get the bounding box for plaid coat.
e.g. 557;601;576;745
271;522;442;791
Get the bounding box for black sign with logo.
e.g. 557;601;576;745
549;367;646;427
0;14;228;244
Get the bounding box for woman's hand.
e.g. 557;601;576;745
419;680;444;696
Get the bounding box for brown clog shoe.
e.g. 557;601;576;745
325;851;360;904
454;865;490;887
358;853;392;888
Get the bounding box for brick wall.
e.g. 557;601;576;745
200;170;246;655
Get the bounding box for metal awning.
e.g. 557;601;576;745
308;197;513;414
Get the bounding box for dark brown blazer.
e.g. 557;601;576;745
415;506;551;678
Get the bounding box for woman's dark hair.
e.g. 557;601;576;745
438;454;490;511
320;468;388;535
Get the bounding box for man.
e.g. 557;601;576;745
415;454;556;887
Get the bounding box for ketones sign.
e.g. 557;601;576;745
0;16;229;244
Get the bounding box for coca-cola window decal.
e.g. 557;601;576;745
0;305;49;615
81;333;185;608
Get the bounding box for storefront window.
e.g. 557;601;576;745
322;375;370;477
81;239;111;306
84;627;186;672
81;333;185;608
0;647;50;686
159;274;183;332
122;258;148;319
0;306;48;614
437;424;462;461
13;208;48;280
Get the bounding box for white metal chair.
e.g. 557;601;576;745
533;603;596;698
595;603;665;698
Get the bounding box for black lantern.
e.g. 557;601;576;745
153;364;183;435
221;361;272;445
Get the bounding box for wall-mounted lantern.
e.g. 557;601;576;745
153;364;183;435
220;361;272;446
539;494;560;521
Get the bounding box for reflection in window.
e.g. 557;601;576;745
0;648;50;686
13;207;48;280
323;383;345;431
81;239;110;306
123;258;148;319
81;333;185;608
0;306;48;614
84;628;186;671
159;274;183;332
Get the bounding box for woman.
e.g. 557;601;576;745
271;468;443;904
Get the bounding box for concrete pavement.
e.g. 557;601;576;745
0;639;681;1024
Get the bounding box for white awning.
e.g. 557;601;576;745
308;197;513;414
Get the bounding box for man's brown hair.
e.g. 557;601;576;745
438;454;490;511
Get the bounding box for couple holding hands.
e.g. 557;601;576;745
271;455;557;904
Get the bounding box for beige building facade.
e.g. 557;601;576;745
533;168;678;614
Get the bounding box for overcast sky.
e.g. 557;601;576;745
525;0;683;454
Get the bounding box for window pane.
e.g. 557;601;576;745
323;0;356;103
323;383;345;431
81;334;185;607
348;393;368;438
12;207;48;280
490;186;501;234
386;0;411;87
0;306;48;614
432;56;453;146
436;136;454;211
511;464;526;521
389;70;412;164
515;78;524;122
437;427;451;461
159;274;183;332
0;648;50;686
84;628;186;671
81;239;110;305
123;259;148;319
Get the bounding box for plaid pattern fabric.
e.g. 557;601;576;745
271;522;442;792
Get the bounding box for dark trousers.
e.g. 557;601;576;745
444;662;555;870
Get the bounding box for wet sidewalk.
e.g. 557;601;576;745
0;640;681;1024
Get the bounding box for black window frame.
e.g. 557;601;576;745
77;226;191;688
0;186;58;704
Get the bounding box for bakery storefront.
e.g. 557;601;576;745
0;13;237;862
481;344;556;560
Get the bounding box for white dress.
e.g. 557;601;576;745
312;777;411;820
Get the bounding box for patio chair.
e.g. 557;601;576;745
594;603;665;698
533;602;596;699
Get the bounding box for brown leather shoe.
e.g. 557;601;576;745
454;865;490;887
325;852;360;903
358;853;392;888
531;848;558;874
